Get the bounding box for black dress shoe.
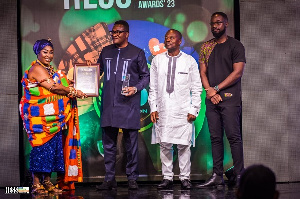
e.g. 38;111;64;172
96;180;117;190
181;179;192;189
157;179;173;189
195;173;224;189
228;174;241;188
128;180;138;190
225;167;234;180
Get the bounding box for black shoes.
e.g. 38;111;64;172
157;179;173;189
96;180;138;190
128;180;139;190
225;167;241;188
228;174;241;188
196;173;224;189
96;180;117;190
158;179;191;190
181;179;192;190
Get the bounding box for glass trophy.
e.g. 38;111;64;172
121;74;130;95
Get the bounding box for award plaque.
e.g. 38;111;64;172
74;63;100;97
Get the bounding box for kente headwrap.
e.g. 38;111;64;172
33;39;54;55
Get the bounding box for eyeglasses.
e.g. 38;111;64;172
109;30;127;35
209;21;224;26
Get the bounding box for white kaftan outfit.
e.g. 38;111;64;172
148;51;202;180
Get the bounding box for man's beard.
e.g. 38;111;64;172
212;28;226;39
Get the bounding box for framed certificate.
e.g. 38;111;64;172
74;63;100;97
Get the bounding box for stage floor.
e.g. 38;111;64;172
1;182;299;199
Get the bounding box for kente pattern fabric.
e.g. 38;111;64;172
199;38;217;65
200;37;246;106
19;60;83;182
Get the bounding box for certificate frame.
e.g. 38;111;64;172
74;63;100;97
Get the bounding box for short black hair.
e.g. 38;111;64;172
238;164;277;199
211;12;228;22
168;29;182;40
114;20;129;32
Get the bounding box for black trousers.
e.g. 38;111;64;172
206;104;244;176
102;126;139;181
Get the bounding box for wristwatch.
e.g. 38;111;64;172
133;87;137;94
213;85;220;92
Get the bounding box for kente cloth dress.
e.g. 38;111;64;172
19;60;83;183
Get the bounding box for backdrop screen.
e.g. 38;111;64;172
21;0;235;181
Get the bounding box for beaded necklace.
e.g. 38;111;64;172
36;59;55;76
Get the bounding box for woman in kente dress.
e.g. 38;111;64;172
19;39;87;195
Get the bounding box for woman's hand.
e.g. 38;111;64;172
76;90;88;99
68;79;74;87
86;60;92;66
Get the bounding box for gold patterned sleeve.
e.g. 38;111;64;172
199;44;206;64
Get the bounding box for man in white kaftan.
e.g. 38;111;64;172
148;29;202;190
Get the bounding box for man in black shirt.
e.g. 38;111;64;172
196;12;246;188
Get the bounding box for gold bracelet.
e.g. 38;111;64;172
67;87;72;97
49;82;56;92
68;87;77;98
49;85;54;92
